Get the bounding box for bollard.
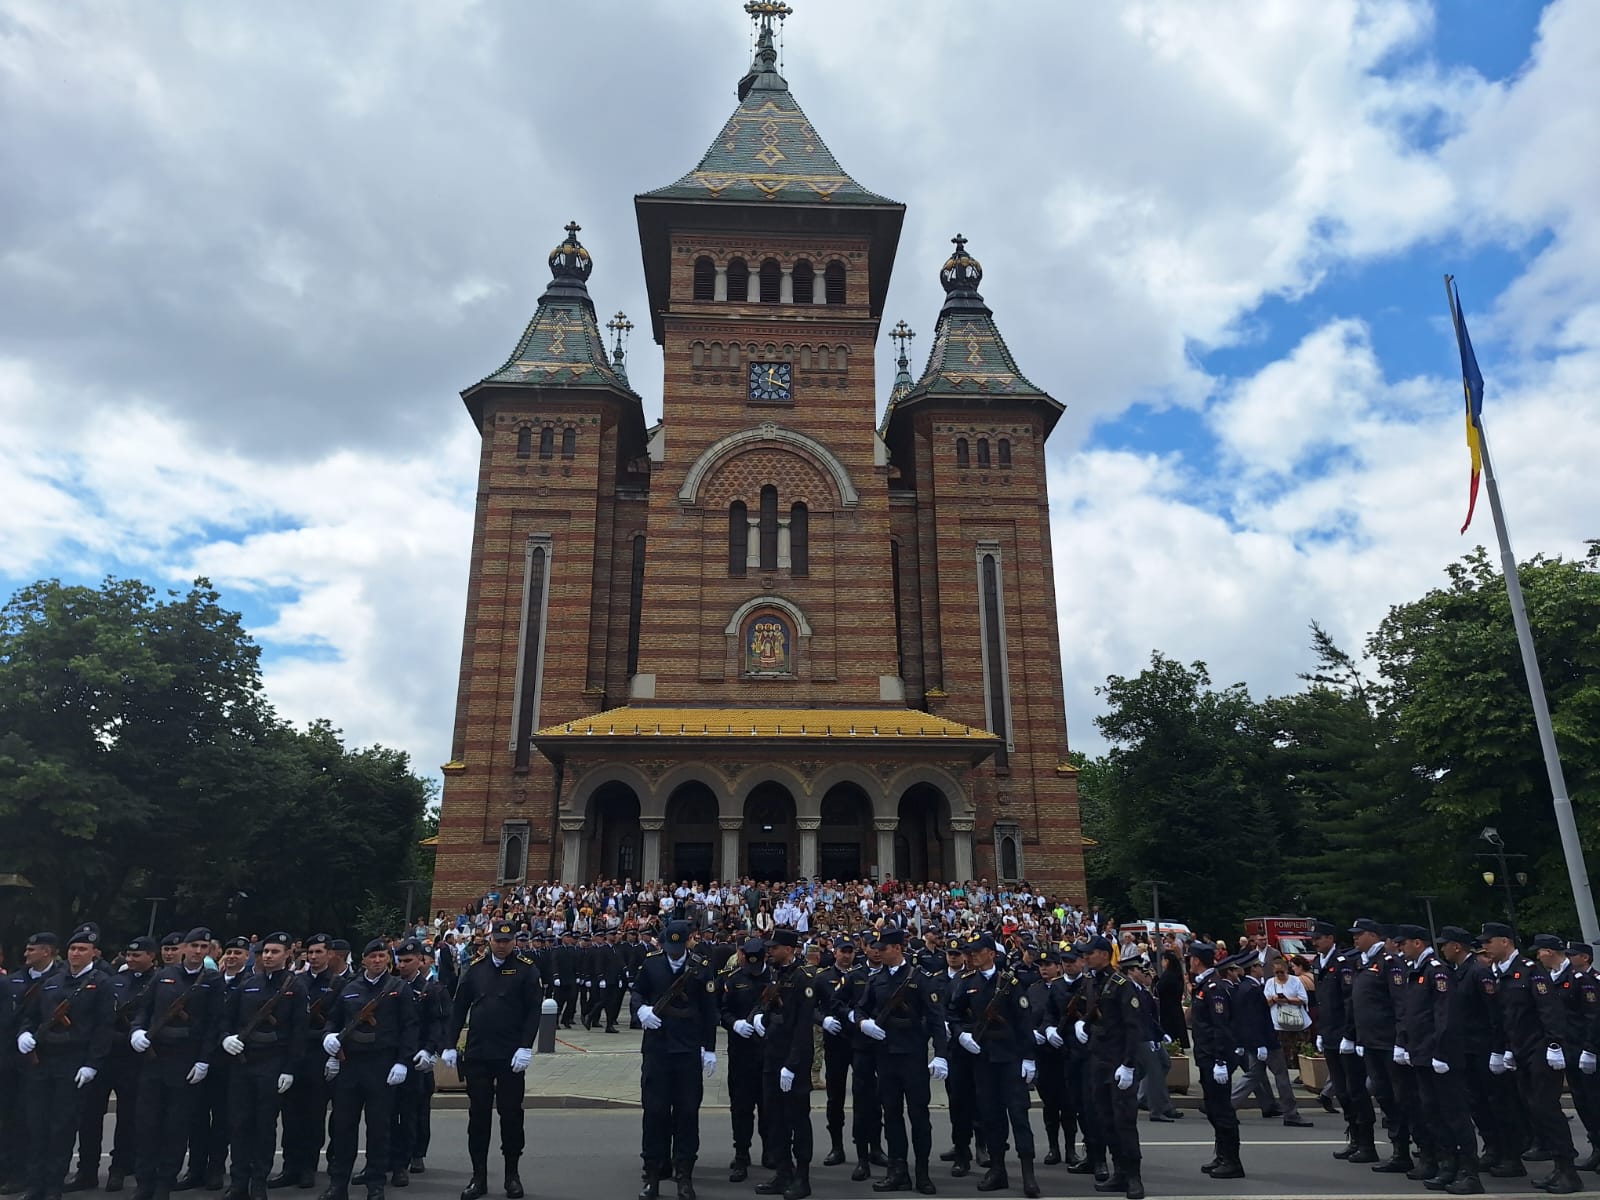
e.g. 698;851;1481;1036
537;997;558;1055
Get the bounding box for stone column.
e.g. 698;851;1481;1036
874;817;898;882
746;271;760;304
641;817;664;883
950;818;976;883
747;517;761;570
777;518;791;569
813;274;827;305
720;817;744;881
797;817;821;880
714;265;728;302
559;818;586;886
780;266;794;304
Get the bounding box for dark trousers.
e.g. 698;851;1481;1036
1517;1061;1576;1164
0;1063;24;1185
1033;1049;1065;1146
1476;1060;1527;1162
1568;1064;1600;1150
1418;1062;1475;1161
556;986;578;1026
136;1053;200;1186
1075;1052;1105;1165
1395;1061;1432;1155
461;1060;525;1171
971;1056;1033;1160
78;1053;141;1176
1198;1061;1241;1163
413;1073;434;1160
1089;1057;1140;1172
326;1058;396;1186
944;1050;979;1155
1338;1048;1375;1131
1058;1053;1083;1154
281;1060;331;1177
727;1041;768;1160
849;1048;880;1151
821;1034;852;1141
640;1052;704;1168
24;1054;82;1197
876;1053;932;1166
189;1060;230;1179
388;1070;431;1171
1363;1048;1408;1149
1322;1046;1352;1123
761;1066;813;1173
227;1058;283;1187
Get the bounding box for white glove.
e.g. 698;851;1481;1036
733;1019;756;1039
1583;1051;1598;1075
16;1032;36;1055
822;1016;842;1036
1114;1064;1134;1090
638;1005;662;1030
222;1035;244;1057
1431;1058;1449;1075
386;1064;407;1086
324;1057;340;1081
75;1066;97;1088
929;1056;948;1080
1212;1063;1229;1084
1355;1044;1365;1058
277;1073;294;1094
510;1048;533;1073
1547;1046;1567;1072
441;1048;458;1070
1338;1037;1356;1055
752;1013;766;1037
1074;1020;1089;1044
413;1050;433;1070
1392;1046;1409;1065
701;1049;717;1079
860;1018;887;1042
1315;1035;1324;1053
1021;1059;1037;1084
779;1067;794;1092
1046;1025;1064;1049
1504;1049;1517;1072
322;1033;341;1057
1257;1046;1270;1061
1488;1052;1506;1075
598;980;606;989
186;1063;209;1085
958;1031;981;1055
1032;1029;1045;1045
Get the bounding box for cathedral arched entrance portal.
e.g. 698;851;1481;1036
664;781;719;883
743;782;796;882
584;781;641;883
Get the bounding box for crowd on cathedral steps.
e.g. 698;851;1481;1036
4;875;1598;1200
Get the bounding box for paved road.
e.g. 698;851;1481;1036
382;1109;1562;1200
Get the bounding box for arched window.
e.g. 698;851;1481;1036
793;260;815;304
708;343;722;368
501;833;524;883
799;346;811;369
692;256;715;301
539;427;554;460
759;258;782;304
759;485;779;571
998;438;1012;467
691;342;705;367
516;427;532;459
617;835;636;878
626;535;646;675
824;261;846;305
561;427;576;459
977;438;991;468
726;258;750;303
790;502;809;576
727;342;741;369
999;831;1019;882
728;502;748;577
956;438;970;467
816;346;830;370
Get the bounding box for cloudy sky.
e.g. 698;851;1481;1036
3;0;1596;781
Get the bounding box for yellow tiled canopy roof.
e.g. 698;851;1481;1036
535;707;997;742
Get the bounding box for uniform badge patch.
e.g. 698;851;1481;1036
804;986;814;999
1390;970;1404;987
1586;990;1598;1003
1130;996;1140;1008
1213;998;1226;1014
1018;996;1029;1009
705;980;715;993
929;993;938;1005
1435;976;1448;992
1535;979;1549;994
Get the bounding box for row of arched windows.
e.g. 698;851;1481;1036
692;255;847;305
955;437;1012;469
690;341;849;370
516;425;577;460
729;486;809;576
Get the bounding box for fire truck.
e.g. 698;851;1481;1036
1244;915;1318;955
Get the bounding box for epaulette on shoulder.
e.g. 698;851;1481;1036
1108;971;1127;985
469;953;487;968
646;949;664;959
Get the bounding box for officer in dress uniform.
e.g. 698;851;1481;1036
719;938;773;1183
813;937;855;1173
441;921;540;1200
1546;939;1600;1174
279;934;349;1190
948;932;1038;1198
1431;927;1495;1194
189;938;251;1193
218;932;306;1200
633;921;717;1200
318;939;418;1200
17;928;113;1200
836;935;886;1181
1392;925;1454;1188
1026;948;1067;1168
1483;924;1581;1194
854;927;948;1195
389;939;448;1186
1188;942;1245;1181
552;934;579;1030
1080;936;1145;1200
585;934;626;1033
0;939;37;1196
749;928;815;1200
73;936;158;1193
1382;926;1436;1183
1347;917;1410;1173
935;939;984;1178
131;927;223;1200
1310;920;1360;1159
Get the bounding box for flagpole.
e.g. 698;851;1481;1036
1446;276;1599;943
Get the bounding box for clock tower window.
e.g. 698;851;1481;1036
727;257;750;303
759;258;782;304
793;259;815;304
728;502;748;577
759;485;779;571
790;503;809;576
977;438;991;468
824;260;847;305
693;256;716;302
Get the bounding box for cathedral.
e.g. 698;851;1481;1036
433;5;1084;905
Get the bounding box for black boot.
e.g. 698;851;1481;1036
1093;1169;1126;1192
1424;1154;1457;1190
1332;1126;1356;1160
672;1160;695;1200
913;1162;935;1196
728;1157;749;1185
870;1149;888;1169
636;1164;660;1200
502;1159;522;1200
173;1180;203;1195
938;1150;956;1164
949;1152;970;1180
781;1167;810;1200
1210;1159;1246;1180
1019;1157;1040;1199
204;1174;224;1193
1201;1157;1221;1175
1065;1154;1098;1175
1372;1143;1414;1174
106;1175;127;1195
248;1181;268;1200
458;1171;487;1200
315;1186;346;1200
974;1147;990;1170
388;1172;408;1191
822;1136;845;1168
222;1188;248;1200
1579;1149;1600;1173
1125;1172;1146;1200
872;1160;911;1193
975;1159;1008;1192
1445;1157;1485;1195
64;1174;96;1194
1408;1153;1439;1181
1488;1155;1526;1178
851;1147;871;1183
1043;1128;1061;1167
752;1170;789;1196
1347;1129;1380;1165
1546;1163;1584;1195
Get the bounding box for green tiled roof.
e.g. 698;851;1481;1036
643;27;894;207
908;310;1049;400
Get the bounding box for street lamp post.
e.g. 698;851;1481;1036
400;879;421;931
1139;879;1169;951
1480;827;1524;940
143;897;167;938
1414;895;1439;947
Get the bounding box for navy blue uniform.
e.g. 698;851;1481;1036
446;953;541;1177
20;965;115;1198
388;973;448;1174
857;959;949;1173
133;965;225;1192
323;972;419;1194
948;967;1035;1163
632;952;717;1175
76;965;154;1185
221;967;307;1193
1190;968;1242;1169
718;961;773;1172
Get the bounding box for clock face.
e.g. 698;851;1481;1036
748;361;793;402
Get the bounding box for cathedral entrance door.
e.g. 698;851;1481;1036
747;842;788;882
820;842;860;881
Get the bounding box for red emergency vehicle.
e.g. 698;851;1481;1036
1244;915;1318;955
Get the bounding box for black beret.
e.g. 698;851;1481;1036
67;926;99;947
397;939;426;957
1396;924;1430;942
125;936;159;954
1531;933;1566;952
329;939;351;953
184;927;213;944
362;938;390;956
769;928;800;948
743;938;768;956
223;936;252;951
1479;922;1515;941
261;931;292;948
161;931;184;947
1436;925;1477;948
304;933;332;948
27;931;58;948
1348;917;1384;936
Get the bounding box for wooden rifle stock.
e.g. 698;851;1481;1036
27;998;73;1064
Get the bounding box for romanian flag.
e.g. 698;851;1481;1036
1448;277;1485;534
